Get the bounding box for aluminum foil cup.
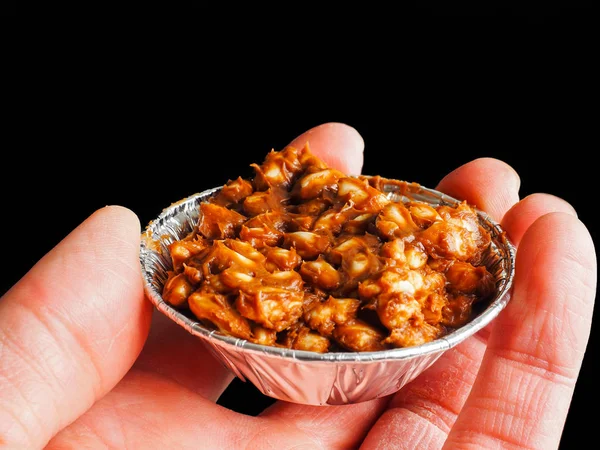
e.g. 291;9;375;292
140;180;516;406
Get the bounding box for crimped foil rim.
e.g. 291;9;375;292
140;180;516;363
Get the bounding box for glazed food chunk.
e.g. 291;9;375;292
162;145;495;352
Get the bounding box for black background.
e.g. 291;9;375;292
2;7;596;449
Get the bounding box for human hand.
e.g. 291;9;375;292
0;123;595;449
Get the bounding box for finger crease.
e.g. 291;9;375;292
393;399;455;435
0;374;42;449
22;296;104;399
451;428;534;450
0;311;64;435
491;347;578;387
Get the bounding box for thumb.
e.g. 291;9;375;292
0;206;153;449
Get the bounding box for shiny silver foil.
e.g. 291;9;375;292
140;181;516;405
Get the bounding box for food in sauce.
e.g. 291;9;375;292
162;145;495;352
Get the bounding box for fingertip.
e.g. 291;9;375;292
484;157;520;186
288;122;365;175
93;205;141;233
439;157;521;194
502;193;578;246
83;206;143;252
437;157;521;221
509;210;596;323
521;211;595;263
